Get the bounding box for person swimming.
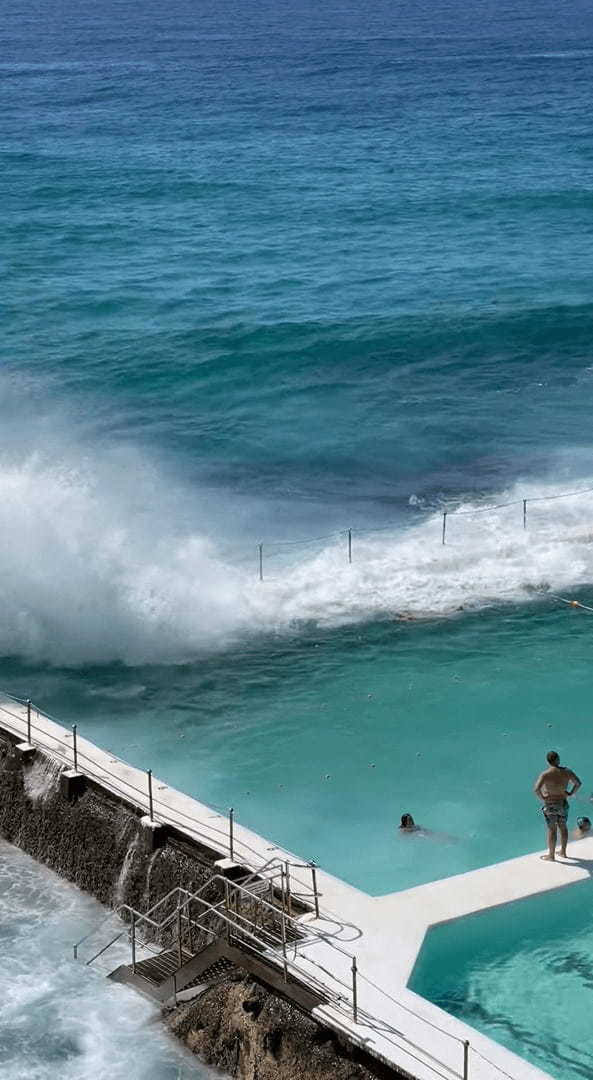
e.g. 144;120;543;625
573;816;591;839
397;812;458;844
399;813;417;831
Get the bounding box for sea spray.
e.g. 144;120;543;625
2;442;593;664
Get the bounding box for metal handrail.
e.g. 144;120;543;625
0;698;331;923
1;693;513;1078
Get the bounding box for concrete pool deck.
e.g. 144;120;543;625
3;695;590;1080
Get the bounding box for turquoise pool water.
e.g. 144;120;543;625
410;880;593;1080
5;598;593;896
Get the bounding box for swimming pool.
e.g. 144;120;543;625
409;880;593;1080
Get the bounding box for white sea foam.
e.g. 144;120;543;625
0;840;211;1080
1;432;593;663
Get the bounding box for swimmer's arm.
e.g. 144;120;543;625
534;773;546;800
567;770;582;796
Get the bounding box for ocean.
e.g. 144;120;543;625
4;0;593;1073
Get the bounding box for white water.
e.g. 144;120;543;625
23;757;63;803
1;428;593;663
0;840;212;1080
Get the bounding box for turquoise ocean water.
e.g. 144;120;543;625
4;0;593;1072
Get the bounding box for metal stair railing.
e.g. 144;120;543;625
71;879;513;1077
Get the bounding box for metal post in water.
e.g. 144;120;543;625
463;1040;470;1080
26;699;32;744
523;498;527;530
352;956;358;1022
147;769;154;822
173;972;178;1007
229;806;234;860
72;724;78;772
442;511;447;545
347;528;352;564
310;862;320;919
131;914;136;973
258;543;264;582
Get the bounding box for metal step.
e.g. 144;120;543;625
131;947;193;986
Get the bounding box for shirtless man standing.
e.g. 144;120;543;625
534;751;581;861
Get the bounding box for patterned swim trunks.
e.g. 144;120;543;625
542;800;569;826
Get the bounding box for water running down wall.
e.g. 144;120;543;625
0;720;399;1080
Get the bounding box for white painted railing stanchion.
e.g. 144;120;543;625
523;498;528;530
72;724;78;772
229;806;234;859
147;769;154;821
26;699;32;744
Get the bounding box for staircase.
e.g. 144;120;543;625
109;939;236;1005
75;858;330;1013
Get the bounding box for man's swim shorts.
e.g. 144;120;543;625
542;800;569;826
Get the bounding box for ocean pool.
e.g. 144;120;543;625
3;600;593;896
409;880;593;1080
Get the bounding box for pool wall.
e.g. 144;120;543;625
0;696;568;1080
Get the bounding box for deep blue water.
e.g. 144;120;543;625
5;0;593;1028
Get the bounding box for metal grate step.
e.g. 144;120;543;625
133;947;193;986
180;955;237;994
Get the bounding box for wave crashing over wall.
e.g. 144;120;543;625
1;447;593;665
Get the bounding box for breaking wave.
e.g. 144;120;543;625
1;433;593;665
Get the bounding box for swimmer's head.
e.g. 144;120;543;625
577;817;591;833
400;813;415;830
547;750;560;766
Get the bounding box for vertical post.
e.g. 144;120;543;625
72;724;78;772
280;864;287;914
310;862;320;919
188;890;194;954
173;972;178;1007
284;861;292;918
442;511;447;546
26;699;32;744
280;909;288;982
177;906;183;968
224;880;232;944
258;543;264;582
147;769;154;822
131;914;136;974
347;529;352;564
352;956;358;1022
229;806;234;860
523;498;527;530
463;1039;470;1080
